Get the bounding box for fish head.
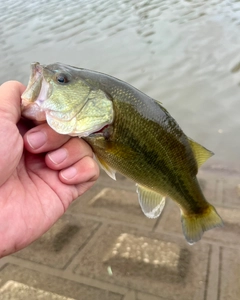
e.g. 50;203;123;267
21;62;113;136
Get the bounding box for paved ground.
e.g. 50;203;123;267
0;165;240;300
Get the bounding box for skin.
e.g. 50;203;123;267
0;81;99;258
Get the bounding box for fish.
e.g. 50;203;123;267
21;62;223;244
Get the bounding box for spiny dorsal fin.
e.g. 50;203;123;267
136;184;166;219
188;138;214;168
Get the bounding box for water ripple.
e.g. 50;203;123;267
1;0;240;166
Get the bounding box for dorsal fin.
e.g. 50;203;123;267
188;138;214;168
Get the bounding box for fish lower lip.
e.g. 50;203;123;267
21;103;46;121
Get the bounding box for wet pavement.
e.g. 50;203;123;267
1;0;240;299
1;166;240;299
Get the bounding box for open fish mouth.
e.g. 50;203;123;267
21;62;114;136
21;62;79;123
21;62;49;122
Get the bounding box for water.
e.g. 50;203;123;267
1;0;240;169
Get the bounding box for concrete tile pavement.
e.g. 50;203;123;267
0;167;240;299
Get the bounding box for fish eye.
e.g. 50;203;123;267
56;73;69;84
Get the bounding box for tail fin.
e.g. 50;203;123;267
181;205;223;245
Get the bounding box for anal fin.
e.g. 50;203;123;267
136;184;166;219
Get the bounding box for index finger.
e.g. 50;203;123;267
24;122;71;153
0;81;26;123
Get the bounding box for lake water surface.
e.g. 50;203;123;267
1;0;240;169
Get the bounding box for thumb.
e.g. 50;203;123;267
0;81;26;186
0;81;26;123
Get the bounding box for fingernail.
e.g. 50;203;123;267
48;149;68;165
27;131;47;149
61;167;77;180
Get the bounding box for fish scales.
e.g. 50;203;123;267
81;75;199;205
84;97;206;213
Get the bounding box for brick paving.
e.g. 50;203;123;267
0;167;240;300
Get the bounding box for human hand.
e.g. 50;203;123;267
0;81;99;258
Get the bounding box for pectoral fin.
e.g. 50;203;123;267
136;184;166;218
94;155;116;180
188;138;214;168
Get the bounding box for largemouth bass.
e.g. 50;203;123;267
21;62;223;244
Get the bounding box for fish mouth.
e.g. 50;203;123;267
21;62;87;124
21;62;114;136
21;62;50;122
